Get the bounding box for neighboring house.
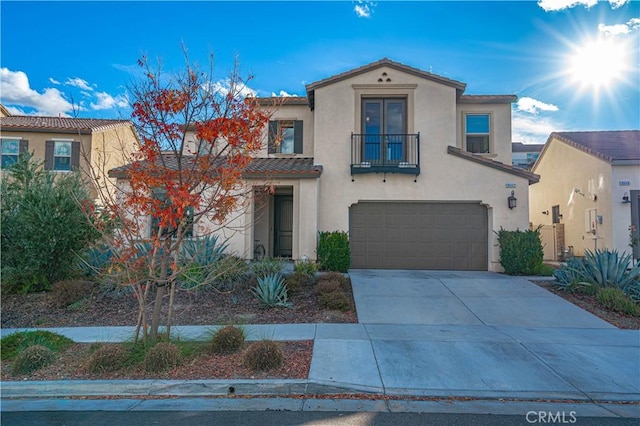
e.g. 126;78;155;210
530;131;640;261
512;142;544;170
111;58;539;271
0;111;138;200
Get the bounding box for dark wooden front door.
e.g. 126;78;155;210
274;195;293;258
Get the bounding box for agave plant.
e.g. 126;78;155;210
251;257;285;279
250;274;291;308
581;249;640;291
77;244;115;277
181;235;228;266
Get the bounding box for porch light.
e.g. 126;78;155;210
622;192;630;203
508;190;517;209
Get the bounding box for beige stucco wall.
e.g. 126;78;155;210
310;65;528;271
530;138;634;256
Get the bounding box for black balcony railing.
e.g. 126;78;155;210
351;133;420;175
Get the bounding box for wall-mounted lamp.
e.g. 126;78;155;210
590;194;598;202
508;190;517;209
542;210;549;215
622;192;630;203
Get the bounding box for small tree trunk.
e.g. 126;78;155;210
165;277;176;340
149;238;171;341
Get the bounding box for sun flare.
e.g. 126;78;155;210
568;38;629;89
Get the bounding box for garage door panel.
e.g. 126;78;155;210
349;202;488;270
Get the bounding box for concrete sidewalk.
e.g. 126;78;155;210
1;271;639;417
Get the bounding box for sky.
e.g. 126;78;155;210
1;0;639;145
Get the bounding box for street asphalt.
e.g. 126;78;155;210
1;270;639;419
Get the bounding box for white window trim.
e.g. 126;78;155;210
462;112;495;156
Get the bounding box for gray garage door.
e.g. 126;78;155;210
349;202;488;270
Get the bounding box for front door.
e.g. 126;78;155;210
274;195;293;258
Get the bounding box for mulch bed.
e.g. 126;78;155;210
531;280;640;330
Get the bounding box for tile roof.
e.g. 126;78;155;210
109;155;322;179
0;115;133;133
256;97;310;106
512;142;545;153
459;95;518;104
550;131;640;162
447;146;540;184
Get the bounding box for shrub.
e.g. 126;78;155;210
497;228;544;275
317;272;349;288
1;153;101;292
210;255;249;291
284;271;315;294
49;279;95;308
251;274;291;308
314;279;341;295
1;331;74;360
85;344;129;373
143;342;180;372
210;326;245;355
293;261;319;277
596;288;639;316
242;340;284;371
11;345;56;375
319;290;351;311
251;257;285;279
317;231;350;272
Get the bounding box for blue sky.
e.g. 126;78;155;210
1;1;638;144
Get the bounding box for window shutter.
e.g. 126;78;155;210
45;140;54;170
293;120;303;154
268;121;278;154
19;140;29;153
71;141;81;170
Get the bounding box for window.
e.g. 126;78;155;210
149;189;194;238
465;114;490;154
362;98;407;163
1;139;26;169
268;120;303;154
552;205;561;224
45;140;80;171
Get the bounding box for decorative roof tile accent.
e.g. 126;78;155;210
447;146;540;184
459;95;518;104
109;156;322;180
256;97;309;106
0;115;133;133
550;131;639;162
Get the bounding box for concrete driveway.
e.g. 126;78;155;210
309;270;640;409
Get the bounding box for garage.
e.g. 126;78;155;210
349;202;488;270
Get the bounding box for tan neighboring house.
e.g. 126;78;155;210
530;131;640;261
0;111;138;200
111;58;539;271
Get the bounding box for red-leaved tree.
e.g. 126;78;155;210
91;54;271;343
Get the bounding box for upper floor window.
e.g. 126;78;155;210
362;98;407;163
1;139;26;169
268;120;302;154
465;114;490;154
45;140;80;171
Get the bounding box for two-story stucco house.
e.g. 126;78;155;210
530;131;640;261
111;58;539;271
0;111;138;200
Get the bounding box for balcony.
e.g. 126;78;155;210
350;133;420;175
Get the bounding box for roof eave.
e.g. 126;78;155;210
447;146;540;184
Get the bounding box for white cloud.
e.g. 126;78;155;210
65;77;93;91
90;91;129;110
207;79;257;98
0;68;74;116
516;97;559;114
270;90;298;97
512;112;560;144
599;18;640;37
353;1;375;18
538;0;628;11
49;77;61;85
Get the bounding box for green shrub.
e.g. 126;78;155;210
284;271;315;294
1;331;74;360
251;274;291;308
319;290;351;311
496;228;544;275
251;257;285;279
596;288;639;316
317;231;350;273
85;344;129;373
293;260;319;277
242;340;284;371
49;279;95;308
1;153;101;292
143;342;180;372
210;326;245;355
536;264;556;276
11;345;56;375
210;255;249;291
